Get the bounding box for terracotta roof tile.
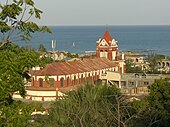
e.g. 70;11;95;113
101;28;112;43
34;58;117;76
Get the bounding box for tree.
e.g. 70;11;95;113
132;78;170;127
38;44;46;52
125;60;143;73
147;53;165;73
0;0;51;48
147;78;170;126
0;0;51;125
0;0;51;104
0;44;41;104
37;84;136;127
66;52;79;58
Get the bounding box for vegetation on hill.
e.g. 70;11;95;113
132;78;170;127
36;84;137;127
32;78;170;127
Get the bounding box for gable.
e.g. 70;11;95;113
98;39;109;46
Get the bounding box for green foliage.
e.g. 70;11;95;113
148;78;170;115
0;101;30;127
0;0;51;104
147;53;165;73
0;101;44;127
0;0;51;126
0;0;52;47
0;44;40;104
38;84;135;127
131;78;170;127
125;60;143;73
38;44;46;52
66;52;79;58
40;56;54;64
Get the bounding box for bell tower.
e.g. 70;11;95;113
96;27;119;61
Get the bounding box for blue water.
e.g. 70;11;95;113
18;25;170;56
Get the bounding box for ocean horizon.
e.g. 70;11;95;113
16;25;170;56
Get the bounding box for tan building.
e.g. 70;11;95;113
158;59;170;73
100;71;170;96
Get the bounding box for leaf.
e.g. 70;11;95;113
25;0;34;6
34;7;42;19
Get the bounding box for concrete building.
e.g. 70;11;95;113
158;59;170;73
40;51;67;61
100;71;170;96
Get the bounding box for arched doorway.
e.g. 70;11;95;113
67;77;70;86
39;78;43;87
60;77;64;87
74;76;76;85
49;78;54;87
81;74;84;84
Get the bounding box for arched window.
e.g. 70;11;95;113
81;74;84;83
136;58;138;62
163;62;165;67
74;76;76;85
60;78;64;87
49;78;54;87
88;73;91;81
39;78;43;87
158;62;161;67
95;72;98;80
67;77;69;86
32;77;35;86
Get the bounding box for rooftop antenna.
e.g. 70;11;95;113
106;24;108;31
52;40;56;52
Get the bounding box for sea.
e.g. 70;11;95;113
17;25;170;56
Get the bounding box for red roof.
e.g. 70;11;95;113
101;28;112;43
34;58;117;76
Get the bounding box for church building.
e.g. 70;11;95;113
13;27;126;101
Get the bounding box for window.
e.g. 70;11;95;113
49;78;54;87
60;78;64;87
74;76;76;85
67;77;69;86
144;82;149;85
81;74;84;83
39;78;43;87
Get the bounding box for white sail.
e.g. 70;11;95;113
72;42;75;47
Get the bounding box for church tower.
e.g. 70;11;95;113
96;27;119;61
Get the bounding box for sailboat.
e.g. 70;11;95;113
72;42;75;47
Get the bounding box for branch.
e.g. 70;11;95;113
24;14;33;22
20;3;27;21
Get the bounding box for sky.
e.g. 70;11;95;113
1;0;170;26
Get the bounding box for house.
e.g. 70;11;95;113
158;59;170;73
40;51;67;61
100;71;170;98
